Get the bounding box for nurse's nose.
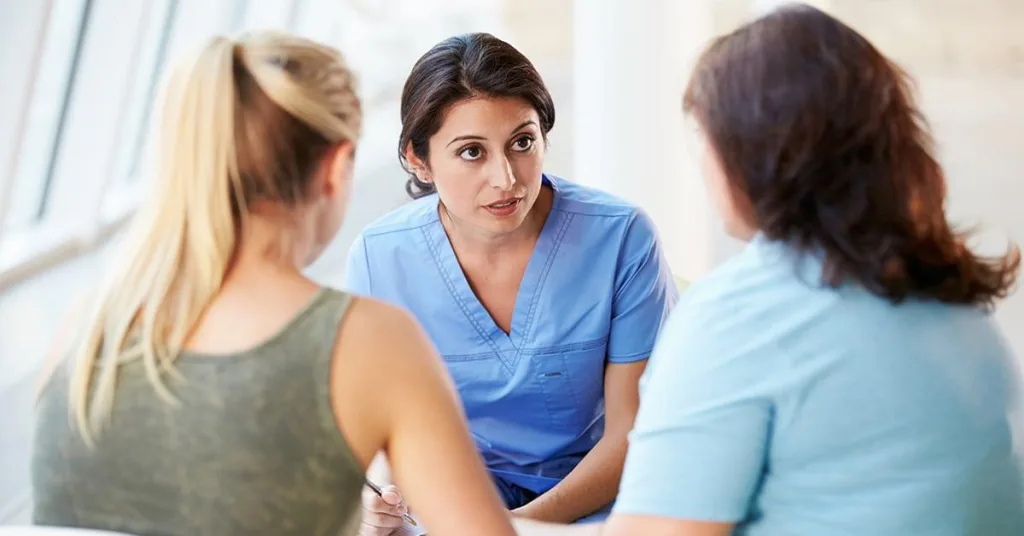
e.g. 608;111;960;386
487;156;516;192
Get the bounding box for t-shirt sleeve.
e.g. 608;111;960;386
612;296;773;522
343;234;373;296
607;209;679;363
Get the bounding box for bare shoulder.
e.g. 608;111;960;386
336;296;438;364
341;295;417;332
328;294;453;467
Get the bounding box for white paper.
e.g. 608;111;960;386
394;515;428;536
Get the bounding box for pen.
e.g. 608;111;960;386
365;478;419;527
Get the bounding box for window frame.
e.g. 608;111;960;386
0;0;54;250
31;0;95;224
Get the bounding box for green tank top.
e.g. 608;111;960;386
31;288;365;536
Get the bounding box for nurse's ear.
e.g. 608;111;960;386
403;142;432;184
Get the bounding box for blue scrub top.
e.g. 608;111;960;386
345;175;678;496
614;235;1024;535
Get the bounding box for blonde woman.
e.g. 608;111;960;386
30;32;516;536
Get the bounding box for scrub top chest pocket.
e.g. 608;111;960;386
526;338;608;431
440;339;607;461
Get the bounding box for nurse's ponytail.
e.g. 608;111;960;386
68;32;361;444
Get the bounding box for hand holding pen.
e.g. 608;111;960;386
361;478;418;536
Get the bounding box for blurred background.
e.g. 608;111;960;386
1;0;1021;525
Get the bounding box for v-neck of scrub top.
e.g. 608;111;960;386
424;178;569;370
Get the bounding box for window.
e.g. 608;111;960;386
239;0;296;32
116;0;256;194
119;0;179;185
3;0;92;230
2;0;268;285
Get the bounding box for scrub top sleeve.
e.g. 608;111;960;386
607;209;678;363
612;303;772;523
343;234;373;295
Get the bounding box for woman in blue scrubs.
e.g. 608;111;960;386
345;32;677;531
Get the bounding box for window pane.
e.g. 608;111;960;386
239;0;294;32
5;0;91;229
122;0;257;188
228;0;249;32
117;0;178;184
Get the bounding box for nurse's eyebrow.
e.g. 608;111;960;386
445;120;538;148
447;134;485;147
508;120;537;135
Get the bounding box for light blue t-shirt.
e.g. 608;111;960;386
345;175;678;500
614;235;1024;535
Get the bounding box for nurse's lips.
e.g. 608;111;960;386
483;197;522;217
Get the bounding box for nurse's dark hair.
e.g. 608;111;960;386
684;3;1019;308
398;32;555;199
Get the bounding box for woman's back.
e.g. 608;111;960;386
735;240;1022;534
33;289;365;536
615;237;1024;535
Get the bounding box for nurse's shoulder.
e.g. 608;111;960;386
360;193;440;241
548;175;664;259
549;175;637;219
344;194;439;295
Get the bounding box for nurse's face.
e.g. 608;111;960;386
417;96;545;236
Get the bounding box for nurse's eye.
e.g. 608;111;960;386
457;145;484;161
510;135;535;152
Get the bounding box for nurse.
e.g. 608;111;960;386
346;32;677;532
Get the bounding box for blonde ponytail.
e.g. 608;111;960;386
68;32;361;444
240;33;361;143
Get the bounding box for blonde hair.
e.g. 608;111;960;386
68;31;362;444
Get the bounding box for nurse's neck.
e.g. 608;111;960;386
441;185;554;259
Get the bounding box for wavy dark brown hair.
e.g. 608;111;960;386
683;3;1019;307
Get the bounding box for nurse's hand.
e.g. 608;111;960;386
360;484;410;536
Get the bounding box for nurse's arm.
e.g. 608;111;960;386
513;360;647;522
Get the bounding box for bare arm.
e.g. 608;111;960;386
512;517;603;536
513;515;733;536
333;297;515;536
603;516;733;536
514;360;647;522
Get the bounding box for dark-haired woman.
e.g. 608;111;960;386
344;33;678;532
517;4;1024;536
